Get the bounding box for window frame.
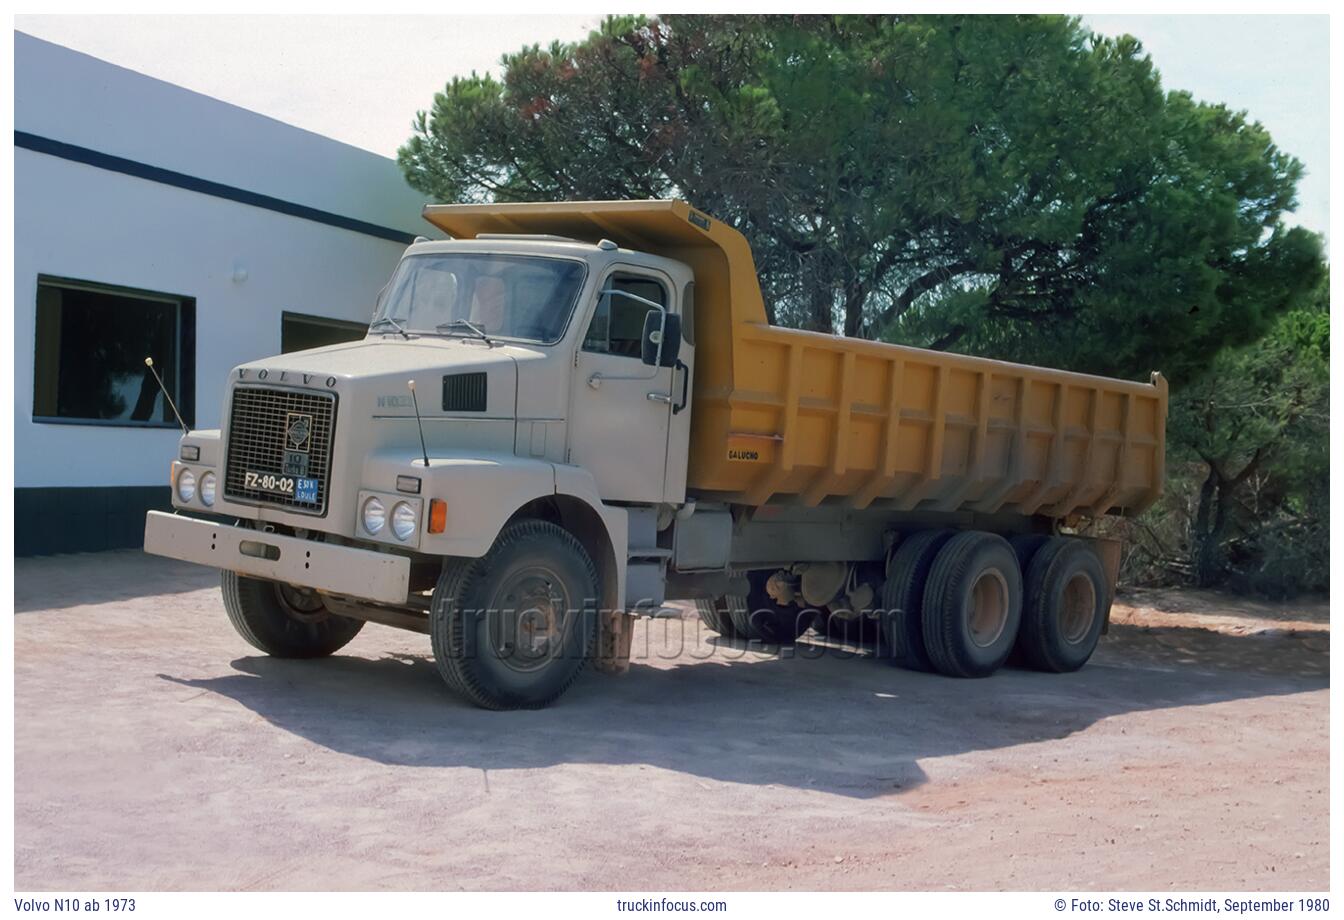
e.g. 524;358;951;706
581;268;674;361
373;252;590;346
31;274;196;429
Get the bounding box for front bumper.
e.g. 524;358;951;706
143;511;410;604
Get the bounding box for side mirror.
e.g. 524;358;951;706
642;310;682;368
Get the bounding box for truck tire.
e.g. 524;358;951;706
1015;538;1108;672
921;531;1023;678
430;519;599;710
880;529;956;670
696;595;745;638
221;571;364;658
1009;533;1052;572
729;572;812;645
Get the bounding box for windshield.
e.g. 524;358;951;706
372;253;586;343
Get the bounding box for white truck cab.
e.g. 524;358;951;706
147;226;697;708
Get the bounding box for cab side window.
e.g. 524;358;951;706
583;274;668;359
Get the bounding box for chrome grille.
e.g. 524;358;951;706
223;385;337;515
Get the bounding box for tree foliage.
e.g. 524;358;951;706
399;14;1323;382
1167;275;1329;594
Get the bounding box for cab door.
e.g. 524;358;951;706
567;269;677;503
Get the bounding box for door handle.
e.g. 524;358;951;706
646;391;672;404
672;359;689;415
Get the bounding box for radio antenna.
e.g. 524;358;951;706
143;357;189;436
407;379;430;468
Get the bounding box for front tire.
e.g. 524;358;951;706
430;520;599;710
221;571;364;658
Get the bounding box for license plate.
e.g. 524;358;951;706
243;472;320;502
244;471;296;496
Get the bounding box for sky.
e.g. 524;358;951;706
15;14;1329;241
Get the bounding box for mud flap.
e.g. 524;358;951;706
593;610;636;675
1085;536;1123;634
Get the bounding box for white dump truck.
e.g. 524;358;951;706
145;200;1168;709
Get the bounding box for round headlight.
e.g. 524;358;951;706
391;502;417;541
176;468;197;503
361;496;386;535
199;471;217;507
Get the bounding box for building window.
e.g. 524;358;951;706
33;276;195;427
281;311;369;354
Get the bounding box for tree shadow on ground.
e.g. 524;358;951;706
1117;586;1329;625
157;618;1327;799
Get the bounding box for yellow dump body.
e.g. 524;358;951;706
423;200;1168;519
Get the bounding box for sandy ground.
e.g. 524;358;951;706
13;551;1329;891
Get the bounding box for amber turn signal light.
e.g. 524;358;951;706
428;499;447;534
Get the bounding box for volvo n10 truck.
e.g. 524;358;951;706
144;200;1168;710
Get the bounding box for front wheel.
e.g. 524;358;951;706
430;519;599;710
221;571;364;658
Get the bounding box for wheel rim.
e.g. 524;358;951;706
274;584;328;622
968;569;1010;648
489;565;570;672
1059;572;1097;644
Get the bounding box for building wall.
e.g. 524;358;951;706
14;32;427;234
13;32;435;554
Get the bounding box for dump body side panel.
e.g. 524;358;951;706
695;322;1167;518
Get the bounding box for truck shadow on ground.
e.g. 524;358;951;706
158;619;1328;799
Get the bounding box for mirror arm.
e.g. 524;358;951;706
589;287;671;383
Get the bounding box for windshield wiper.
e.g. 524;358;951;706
436;318;495;346
370;316;410;339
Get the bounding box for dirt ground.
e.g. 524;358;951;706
12;551;1330;891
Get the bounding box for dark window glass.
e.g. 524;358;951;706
281;311;369;353
33;277;195;427
682;281;695;345
583;274;668;359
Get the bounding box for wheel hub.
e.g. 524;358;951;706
1060;573;1097;644
273;583;328;622
492;568;569;668
968;570;1009;648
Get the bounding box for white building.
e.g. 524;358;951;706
14;32;432;554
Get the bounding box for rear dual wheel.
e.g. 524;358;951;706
879;529;956;670
1015;538;1108;672
884;529;1106;678
695;593;746;639
921;531;1024;678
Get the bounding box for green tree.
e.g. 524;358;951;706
1166;275;1328;593
399;14;1322;381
